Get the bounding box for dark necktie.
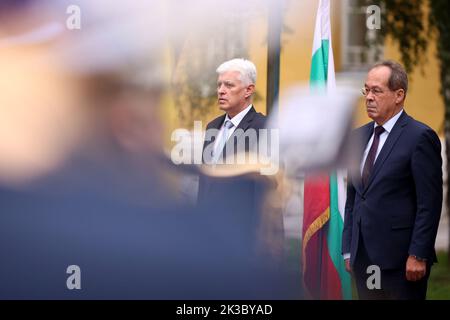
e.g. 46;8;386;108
361;126;385;187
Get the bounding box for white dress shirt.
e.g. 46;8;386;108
213;104;253;155
360;109;404;175
343;109;404;261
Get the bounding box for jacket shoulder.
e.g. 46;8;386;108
206;114;226;129
352;121;373;136
252;111;267;128
356;121;374;132
406;115;436;134
404;115;441;148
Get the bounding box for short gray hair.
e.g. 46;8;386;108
370;60;408;95
216;58;257;86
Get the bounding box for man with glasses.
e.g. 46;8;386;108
342;60;442;299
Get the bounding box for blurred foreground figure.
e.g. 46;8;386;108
0;1;295;299
268;86;358;175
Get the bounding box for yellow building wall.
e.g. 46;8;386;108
380;38;444;135
249;0;443;135
163;0;444;144
248;0;337;114
352;36;444;134
354;0;444;135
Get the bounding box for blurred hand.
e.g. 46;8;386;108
406;256;426;281
345;259;351;273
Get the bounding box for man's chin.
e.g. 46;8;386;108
366;109;377;118
218;104;229;112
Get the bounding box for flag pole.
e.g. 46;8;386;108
266;0;282;117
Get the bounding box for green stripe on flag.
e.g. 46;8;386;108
310;39;329;85
328;173;352;300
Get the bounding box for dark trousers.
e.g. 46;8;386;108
353;235;431;300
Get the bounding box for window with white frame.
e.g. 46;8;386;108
341;0;382;71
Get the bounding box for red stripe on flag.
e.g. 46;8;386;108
303;175;329;230
303;228;343;299
302;174;343;299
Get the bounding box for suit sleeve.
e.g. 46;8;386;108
409;128;443;260
342;173;356;255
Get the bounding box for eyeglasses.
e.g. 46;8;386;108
361;87;384;97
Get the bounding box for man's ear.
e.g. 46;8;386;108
245;84;255;98
395;89;405;104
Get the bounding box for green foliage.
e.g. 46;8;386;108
361;0;429;73
428;2;450;260
429;0;450;120
362;0;449;116
427;251;450;299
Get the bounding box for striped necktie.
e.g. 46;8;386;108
212;120;234;164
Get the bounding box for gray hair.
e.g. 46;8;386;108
216;58;257;86
370;60;408;95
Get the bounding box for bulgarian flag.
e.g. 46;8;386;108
302;0;352;300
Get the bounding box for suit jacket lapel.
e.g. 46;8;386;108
202;114;226;164
233;106;256;132
203;114;226;150
354;123;374;194
363;111;409;193
223;106;256;156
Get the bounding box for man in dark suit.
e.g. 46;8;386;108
342;60;442;300
197;58;286;263
198;58;267;204
201;58;266;166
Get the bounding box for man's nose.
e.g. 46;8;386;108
218;84;226;94
365;91;375;101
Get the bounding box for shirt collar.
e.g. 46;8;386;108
374;109;404;134
225;104;253;128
